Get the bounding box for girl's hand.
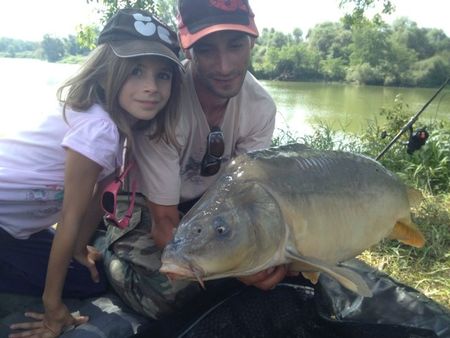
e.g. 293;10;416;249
73;245;103;283
9;303;88;338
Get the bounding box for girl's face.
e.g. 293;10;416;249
119;56;173;123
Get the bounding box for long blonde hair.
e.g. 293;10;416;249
57;44;181;153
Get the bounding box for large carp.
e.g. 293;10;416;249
160;143;425;297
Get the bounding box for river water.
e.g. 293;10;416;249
1;57;449;137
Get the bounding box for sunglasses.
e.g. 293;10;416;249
200;127;225;176
101;163;136;229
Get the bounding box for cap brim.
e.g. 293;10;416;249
178;21;258;49
109;40;184;71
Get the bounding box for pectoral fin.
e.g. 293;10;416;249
287;250;373;297
289;261;321;284
301;271;320;284
389;221;425;248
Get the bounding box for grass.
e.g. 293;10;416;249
359;193;450;309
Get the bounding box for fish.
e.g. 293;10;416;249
160;143;425;297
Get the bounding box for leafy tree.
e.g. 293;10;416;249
411;52;450;87
63;35;91;56
425;29;450;54
319;57;347;81
391;18;434;59
292;28;303;44
339;0;395;26
41;34;65;62
0;38;39;57
349;19;391;67
307;22;351;60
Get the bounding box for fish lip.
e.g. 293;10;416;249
160;262;204;280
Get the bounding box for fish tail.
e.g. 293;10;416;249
389;221;426;248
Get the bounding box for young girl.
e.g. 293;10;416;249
1;8;182;337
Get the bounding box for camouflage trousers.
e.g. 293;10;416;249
101;194;201;319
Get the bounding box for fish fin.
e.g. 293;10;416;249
301;271;320;284
389;221;425;248
288;261;320;284
287;251;372;297
407;188;424;208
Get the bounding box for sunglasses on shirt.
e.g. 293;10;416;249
101;163;136;229
200;127;225;177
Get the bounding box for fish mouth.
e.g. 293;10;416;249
160;262;206;288
160;263;196;278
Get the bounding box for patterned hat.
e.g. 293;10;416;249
98;8;183;69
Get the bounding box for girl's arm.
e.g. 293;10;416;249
43;148;102;309
10;149;103;337
71;173;114;282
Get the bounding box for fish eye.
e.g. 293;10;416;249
213;217;228;236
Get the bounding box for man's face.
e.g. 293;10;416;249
187;31;253;100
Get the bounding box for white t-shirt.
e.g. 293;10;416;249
134;60;276;205
0;103;123;239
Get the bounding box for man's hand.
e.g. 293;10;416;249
73;245;102;283
238;265;288;290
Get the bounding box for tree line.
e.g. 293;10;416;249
2;15;449;87
0;34;91;63
252;17;450;87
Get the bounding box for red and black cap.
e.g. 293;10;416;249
177;0;259;49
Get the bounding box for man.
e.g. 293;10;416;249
103;0;287;319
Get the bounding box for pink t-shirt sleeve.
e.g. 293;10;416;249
61;112;121;178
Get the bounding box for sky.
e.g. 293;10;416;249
0;0;449;41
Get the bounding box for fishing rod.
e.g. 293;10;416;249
376;77;450;161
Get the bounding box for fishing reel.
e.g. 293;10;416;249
379;126;429;155
406;126;429;155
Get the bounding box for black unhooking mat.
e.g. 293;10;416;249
133;260;450;338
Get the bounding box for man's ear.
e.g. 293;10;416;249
250;37;255;49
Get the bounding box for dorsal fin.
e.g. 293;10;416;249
389;221;425;248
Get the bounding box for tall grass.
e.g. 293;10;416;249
273;98;450;309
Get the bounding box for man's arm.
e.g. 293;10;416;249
148;200;180;249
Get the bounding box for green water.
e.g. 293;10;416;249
261;80;450;136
